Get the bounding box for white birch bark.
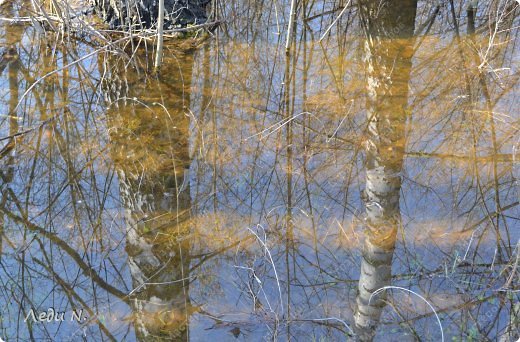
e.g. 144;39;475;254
104;53;194;341
354;1;417;340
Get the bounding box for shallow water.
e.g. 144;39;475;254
0;0;519;341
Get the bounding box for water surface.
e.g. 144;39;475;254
0;0;519;341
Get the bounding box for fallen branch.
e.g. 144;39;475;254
0;15;61;24
135;20;221;37
0;117;55;142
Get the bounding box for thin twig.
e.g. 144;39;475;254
370;286;444;342
247;225;284;315
285;0;297;51
154;0;165;68
0;118;54;142
319;0;352;42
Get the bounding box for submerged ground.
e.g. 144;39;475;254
0;0;519;341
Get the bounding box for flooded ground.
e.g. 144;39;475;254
0;0;519;341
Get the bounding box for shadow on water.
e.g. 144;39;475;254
0;0;519;341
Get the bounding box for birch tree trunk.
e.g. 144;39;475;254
354;1;417;340
104;52;194;341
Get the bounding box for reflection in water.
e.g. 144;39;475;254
0;1;519;340
104;50;194;340
354;1;417;340
0;0;23;261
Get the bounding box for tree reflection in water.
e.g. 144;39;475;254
354;1;416;339
104;51;194;340
0;1;518;341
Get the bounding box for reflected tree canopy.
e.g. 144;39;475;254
0;0;518;341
